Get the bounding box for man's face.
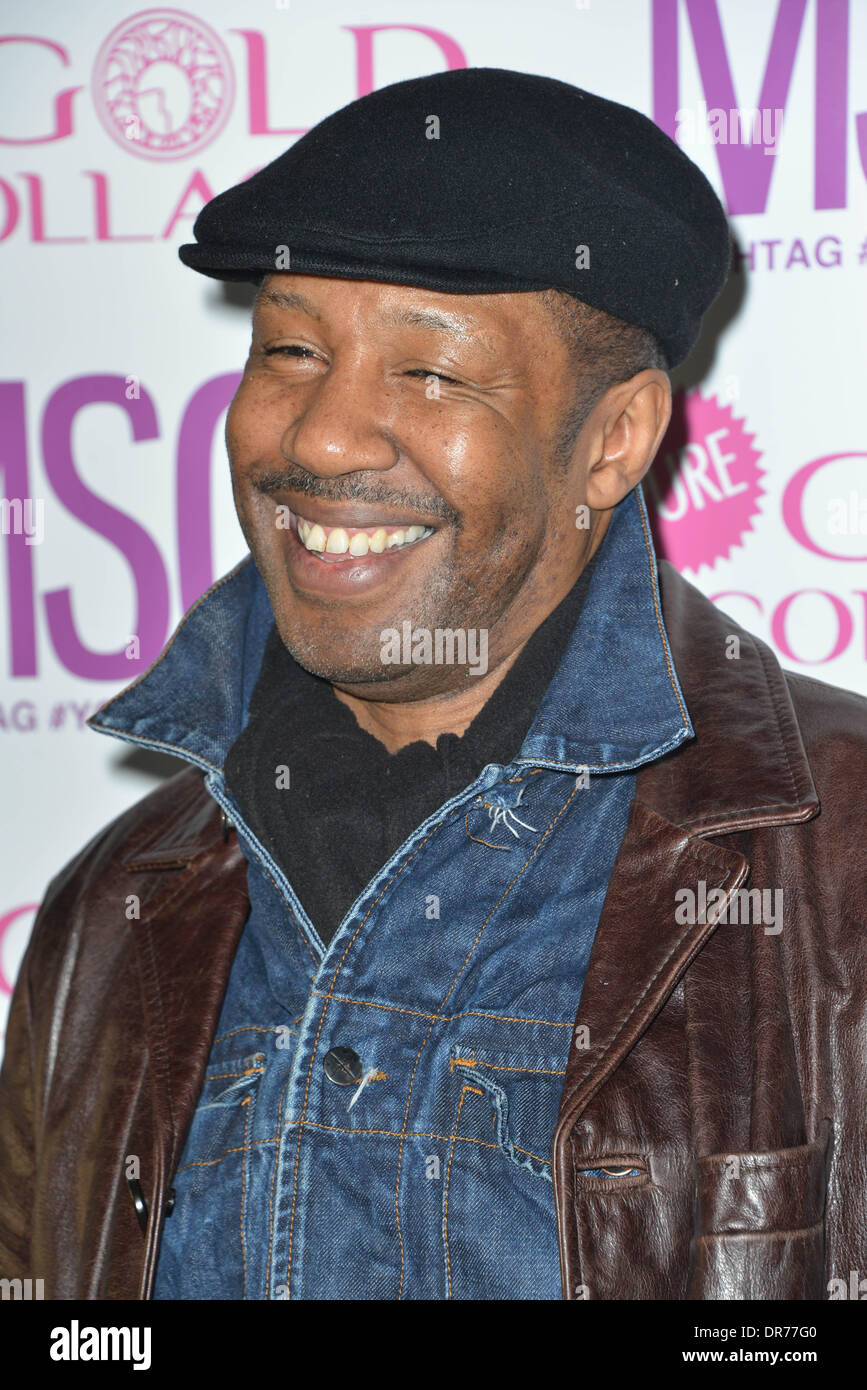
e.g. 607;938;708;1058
226;273;600;697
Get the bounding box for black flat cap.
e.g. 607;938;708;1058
179;67;731;366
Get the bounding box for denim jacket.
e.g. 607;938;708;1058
91;485;693;1300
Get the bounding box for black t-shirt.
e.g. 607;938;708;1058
224;550;599;946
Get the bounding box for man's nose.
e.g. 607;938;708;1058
281;356;399;479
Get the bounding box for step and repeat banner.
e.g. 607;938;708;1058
1;0;866;1045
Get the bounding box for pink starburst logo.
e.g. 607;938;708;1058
644;390;765;576
92;8;235;161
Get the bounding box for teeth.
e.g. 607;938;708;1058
325;527;349;555
295;514;432;557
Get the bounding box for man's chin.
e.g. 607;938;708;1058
277;627;482;699
275;623;403;687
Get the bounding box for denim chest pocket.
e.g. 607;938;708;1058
181;1049;268;1185
442;1045;570;1299
449;1047;642;1183
449;1046;567;1179
156;1048;271;1300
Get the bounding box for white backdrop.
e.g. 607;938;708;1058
2;0;866;1047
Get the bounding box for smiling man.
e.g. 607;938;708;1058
229;274;660;747
1;68;865;1304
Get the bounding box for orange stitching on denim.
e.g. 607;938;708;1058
456;1012;570;1028
176;1135;279;1171
309;990;572;1028
514;1145;550;1165
287;771;575;1292
309;992;434;1019
213;1025;282;1044
174;1125;529;1169
205;1067;265;1081
450;1057;477;1071
286;812;458;1290
303;803;470;1295
265;1073;294;1298
300;1121;498;1150
240;1095;251;1297
444;1085;484;1298
448;1065;555;1157
464;808;512;850
395;1010;440;1296
395;777;581;1297
470;1061;566;1077
285;997;332;1289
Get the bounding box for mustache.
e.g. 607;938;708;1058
253;463;459;526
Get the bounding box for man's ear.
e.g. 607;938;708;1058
584;370;671;512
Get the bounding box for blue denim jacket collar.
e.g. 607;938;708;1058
88;485;692;774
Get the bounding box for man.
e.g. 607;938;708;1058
1;67;864;1302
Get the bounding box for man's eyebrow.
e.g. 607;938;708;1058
255;286;500;356
380;304;499;354
255;287;321;318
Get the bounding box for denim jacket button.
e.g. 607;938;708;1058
323;1046;364;1085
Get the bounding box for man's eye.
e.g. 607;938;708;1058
263;345;318;359
405;368;462;386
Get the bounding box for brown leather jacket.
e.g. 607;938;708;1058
1;562;865;1300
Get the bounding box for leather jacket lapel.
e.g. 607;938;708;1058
551;562;821;1298
552;800;750;1296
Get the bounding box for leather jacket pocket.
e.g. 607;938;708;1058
688;1125;831;1300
